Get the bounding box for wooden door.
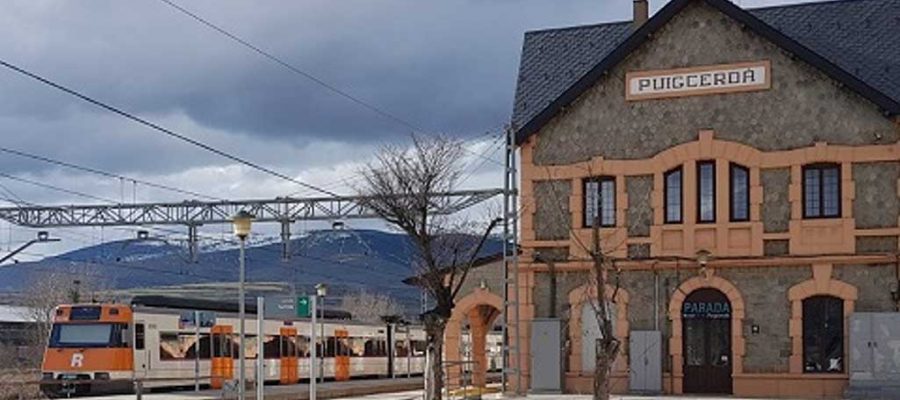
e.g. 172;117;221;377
682;289;733;394
210;325;234;389
279;327;298;384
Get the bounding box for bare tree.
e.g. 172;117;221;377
587;220;620;400
17;270;112;364
358;135;501;400
538;166;624;400
340;289;404;324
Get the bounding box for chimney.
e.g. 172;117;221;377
633;0;649;30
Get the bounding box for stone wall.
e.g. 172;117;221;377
716;267;811;373
454;261;506;305
626;175;653;237
761;169;791;233
853;162;900;229
833;264;896;312
533;180;572;240
531;1;896;165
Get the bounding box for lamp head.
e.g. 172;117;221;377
315;283;328;297
696;249;711;267
232;210;255;239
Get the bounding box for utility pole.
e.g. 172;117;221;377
309;294;318;400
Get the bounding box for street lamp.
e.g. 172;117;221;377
315;283;327;383
233;210;254;400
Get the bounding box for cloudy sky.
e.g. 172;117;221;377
0;0;816;258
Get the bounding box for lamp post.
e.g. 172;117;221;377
233;210;254;400
315;283;327;383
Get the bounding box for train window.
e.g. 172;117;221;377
325;337;337;357
49;323;129;348
159;332;211;360
213;333;235;358
295;336;310;358
265;335;282;359
364;339;387;357
338;337;353;357
348;337;365;357
395;340;409;357
412;340;427;356
135;324;145;350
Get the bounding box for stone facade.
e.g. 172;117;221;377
531;2;897;166
833;264;896;312
626;175;653;237
853;162;900;229
504;0;900;398
533;180;571;240
761;169;791;233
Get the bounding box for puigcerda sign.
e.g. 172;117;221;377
626;60;771;101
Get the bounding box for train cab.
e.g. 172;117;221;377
40;304;135;396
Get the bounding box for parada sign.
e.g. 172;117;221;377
626;60;771;101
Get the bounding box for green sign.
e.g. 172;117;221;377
297;297;311;318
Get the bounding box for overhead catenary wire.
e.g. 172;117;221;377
0;145;225;201
0;58;339;197
155;0;504;170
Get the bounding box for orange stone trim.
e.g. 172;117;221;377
786;263;857;374
566;284;631;376
668;274;746;395
519;130;900;262
445;289;505;389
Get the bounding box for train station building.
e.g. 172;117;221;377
449;0;900;397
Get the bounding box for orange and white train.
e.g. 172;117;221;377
40;301;429;396
40;300;502;396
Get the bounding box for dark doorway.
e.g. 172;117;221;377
682;288;733;394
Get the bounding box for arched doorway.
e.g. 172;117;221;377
682;288;732;394
445;289;504;389
460;305;502;387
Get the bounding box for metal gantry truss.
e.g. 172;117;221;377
0;189;503;261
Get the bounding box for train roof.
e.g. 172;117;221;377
130;295;353;320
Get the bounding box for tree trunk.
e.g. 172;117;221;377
593;338;612;400
424;316;448;400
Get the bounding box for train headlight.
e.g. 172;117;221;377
94;372;110;380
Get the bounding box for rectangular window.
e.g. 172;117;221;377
159;332;211;360
803;164;841;218
697;161;716;223
730;163;750;222
665;167;683;223
584;177;616;227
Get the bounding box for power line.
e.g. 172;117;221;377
0;58;338;197
0;145;225;201
0;171;113;203
156;0;505;169
157;0;423;134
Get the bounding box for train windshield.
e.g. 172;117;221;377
49;323;128;348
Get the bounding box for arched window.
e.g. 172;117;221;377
580;300;616;372
802;295;844;373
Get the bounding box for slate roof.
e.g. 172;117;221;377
511;0;900;143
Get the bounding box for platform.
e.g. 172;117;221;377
87;377;423;400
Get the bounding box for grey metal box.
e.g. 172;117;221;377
629;330;662;394
530;318;562;393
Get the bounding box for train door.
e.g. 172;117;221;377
279;327;298;384
335;329;350;381
132;321;148;381
210;325;234;389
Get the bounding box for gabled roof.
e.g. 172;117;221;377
512;0;900;145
